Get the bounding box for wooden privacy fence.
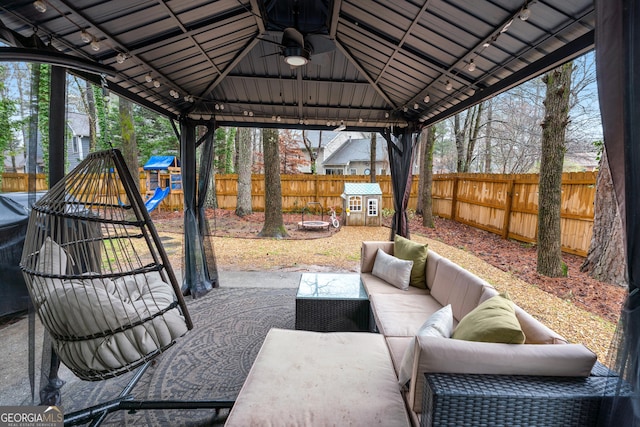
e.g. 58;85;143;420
1;170;596;256
431;172;596;256
1;172;48;192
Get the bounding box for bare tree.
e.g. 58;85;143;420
236;127;253;217
421;126;436;228
537;63;573;277
258;128;288;238
370;132;377;182
301;129;321;174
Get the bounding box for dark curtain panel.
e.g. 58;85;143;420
180;119;213;298
196;124;219;289
383;126;417;240
596;0;640;425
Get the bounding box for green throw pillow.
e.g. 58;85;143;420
394;235;428;289
452;293;526;344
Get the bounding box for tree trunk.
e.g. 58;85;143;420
236;127;253;217
454;114;464;172
416;129;426;215
580;150;628;286
259;128;288;238
466;102;484;171
422;126;436;228
537;63;573;277
484;100;493;172
85;80;97;151
118;97;138;191
370;132;377;183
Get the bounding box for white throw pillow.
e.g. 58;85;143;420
397;304;454;388
371;249;413;291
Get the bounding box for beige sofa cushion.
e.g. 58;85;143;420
361;273;430;297
361;241;394;273
407;336;597;413
226;328;411;427
369;293;447;337
430;257;492;321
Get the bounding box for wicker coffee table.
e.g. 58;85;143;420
295;273;369;332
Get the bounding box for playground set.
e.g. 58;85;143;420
142;156;182;212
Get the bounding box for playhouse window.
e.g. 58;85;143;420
368;199;378;216
349;196;362;212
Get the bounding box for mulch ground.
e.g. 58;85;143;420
150;208;627;325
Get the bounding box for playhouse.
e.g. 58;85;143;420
341;182;382;226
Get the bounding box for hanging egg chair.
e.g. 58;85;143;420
20;148;192;381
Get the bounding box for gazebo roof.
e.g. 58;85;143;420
0;0;594;130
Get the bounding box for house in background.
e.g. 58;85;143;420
66;111;91;170
322;135;389;176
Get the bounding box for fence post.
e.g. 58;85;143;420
450;176;459;220
502;179;515;239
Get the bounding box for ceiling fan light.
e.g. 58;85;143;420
284;55;308;66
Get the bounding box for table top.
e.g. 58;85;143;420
296;273;367;300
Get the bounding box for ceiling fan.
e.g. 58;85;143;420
257;1;335;67
260;27;335;67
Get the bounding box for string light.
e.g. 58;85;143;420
116;52;126;63
33;1;47;13
153;80;160;88
445;80;453;91
424;94;430;103
90;38;100;51
413;103;419;109
403;106;408;112
145;73;152;83
519;6;531;21
385;112;389;118
80;30;92;43
468;60;476;72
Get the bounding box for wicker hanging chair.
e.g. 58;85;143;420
20;148;192;382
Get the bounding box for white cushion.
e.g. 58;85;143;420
372;249;413;291
397;304;454;388
37;237;68;275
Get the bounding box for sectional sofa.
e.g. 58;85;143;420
226;237;598;427
360;238;597;425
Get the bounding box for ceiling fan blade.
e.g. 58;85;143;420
305;34;335;55
256;37;284;47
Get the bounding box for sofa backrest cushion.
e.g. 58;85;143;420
394;235;428;289
361;241;394;273
430;257;490;321
425;249;442;290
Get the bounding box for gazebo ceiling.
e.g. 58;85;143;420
0;0;594;130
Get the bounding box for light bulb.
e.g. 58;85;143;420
277;116;281;122
90;38;100;51
520;7;531;21
403;106;408;112
145;74;152;83
446;80;453;91
153;80;160;88
80;31;92;43
358;118;363;123
169;90;176;97
243;110;248;116
424;94;430;103
468;60;476;72
273;116;278;121
116;52;126;64
385;112;389;118
249;111;254;117
33;1;46;13
413;103;419;109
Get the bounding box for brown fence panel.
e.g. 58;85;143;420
1;173;48;192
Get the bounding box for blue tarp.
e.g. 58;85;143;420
143;155;177;170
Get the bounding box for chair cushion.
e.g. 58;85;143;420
452;293;525;344
394;235;428;289
372;249;413;291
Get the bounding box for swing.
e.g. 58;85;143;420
20;148;230;424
